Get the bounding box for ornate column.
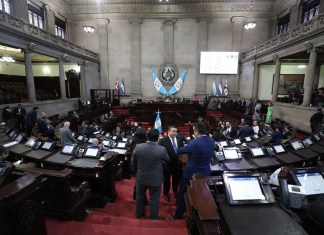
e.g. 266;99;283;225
58;58;67;100
302;48;318;106
97;19;110;89
162;18;176;64
313;63;321;90
44;4;55;34
11;0;29;23
79;62;87;98
196;18;210;96
23;49;37;103
252;63;260;98
130;18;142;96
272;57;281;102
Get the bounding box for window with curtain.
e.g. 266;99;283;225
28;1;44;29
0;0;12;14
55;17;66;39
301;0;320;23
277;14;290;35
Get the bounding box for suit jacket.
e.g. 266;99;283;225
60;127;77;145
131;142;169;187
178;135;215;180
237;125;254;140
25;110;38;129
158;136;184;168
13;107;26;119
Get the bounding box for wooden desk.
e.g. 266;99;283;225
0;173;47;235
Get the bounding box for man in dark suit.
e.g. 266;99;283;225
13;104;26;132
25;106;39;137
170;122;215;220
310;108;323;133
158;126;184;201
237;120;254;141
131;129;169;220
225;121;236;140
79;121;95;138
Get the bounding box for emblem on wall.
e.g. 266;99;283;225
151;64;187;96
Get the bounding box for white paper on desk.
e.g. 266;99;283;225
269;168;281;186
109;149;127;155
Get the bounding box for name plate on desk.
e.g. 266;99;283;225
69;158;99;168
109;149;127;155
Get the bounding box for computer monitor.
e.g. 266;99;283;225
249;147;265;157
233;139;241;145
223;148;241;160
116;142;127;149
84;147;100;157
88;138;94;144
41;140;54;150
77;135;84;141
253;134;259;139
102;140;110;146
313;134;321;141
290;168;324;195
61;144;76;155
122;137;128;142
14;134;23;142
220;141;228;147
290;141;303;151
223;172;275;205
8;130;16;138
112;136;117;140
25;137;37;148
273;144;286;154
245;136;252;142
305;137;313;145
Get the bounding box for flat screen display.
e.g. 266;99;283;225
250;147;264;157
291;141;303;150
61;144;75;154
77;136;84;141
85;147;99;157
253;134;259;139
313;134;321;141
305;138;313;145
296;173;324;195
14;135;23;142
112;136;117;140
245;136;252;142
117;142;127;148
88;138;94;144
122;138;128;142
227;177;265;201
25;138;37;147
234;139;241;145
273;144;285;154
220;141;228;147
200;51;239;74
42;141;53;150
103;140;110;146
8;130;16;138
223;149;240;160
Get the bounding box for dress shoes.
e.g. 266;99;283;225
164;194;171;202
136;211;145;219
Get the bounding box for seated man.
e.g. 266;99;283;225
272;126;283;145
79;121;95;138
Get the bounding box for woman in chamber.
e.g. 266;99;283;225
265;101;273;124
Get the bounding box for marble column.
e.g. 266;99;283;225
23;49;37;103
58;58;67;100
79;62;87;98
162;18;176;64
130;18;142;96
97;19;110;89
252;63;260;99
44;4;55;34
302;48;317;106
195;18;210;96
11;0;29;23
272;58;281;102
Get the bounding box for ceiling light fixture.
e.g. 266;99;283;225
83;0;95;33
0;47;15;65
244;0;256;30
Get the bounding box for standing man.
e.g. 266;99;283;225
13;104;26;132
170;122;215;220
131;129;169;220
159;126;184;201
310;108;323;133
25;106;39;137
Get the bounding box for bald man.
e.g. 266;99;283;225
60;121;77;145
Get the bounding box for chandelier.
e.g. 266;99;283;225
0;47;15;65
244;0;256;30
83;0;95;33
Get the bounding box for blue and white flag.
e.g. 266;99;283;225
218;80;223;96
224;80;228;96
151;69;168;95
168;68;188;95
120;79;125;95
212;80;217;96
154;111;162;133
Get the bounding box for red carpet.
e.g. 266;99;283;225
46;178;187;235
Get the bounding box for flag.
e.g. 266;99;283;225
212;80;217;96
218;80;223;96
115;80;119;92
224;80;229;96
151;69;168;95
120;79;125;95
168;68;188;95
154;111;162;133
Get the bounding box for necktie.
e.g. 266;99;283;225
172;138;177;153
